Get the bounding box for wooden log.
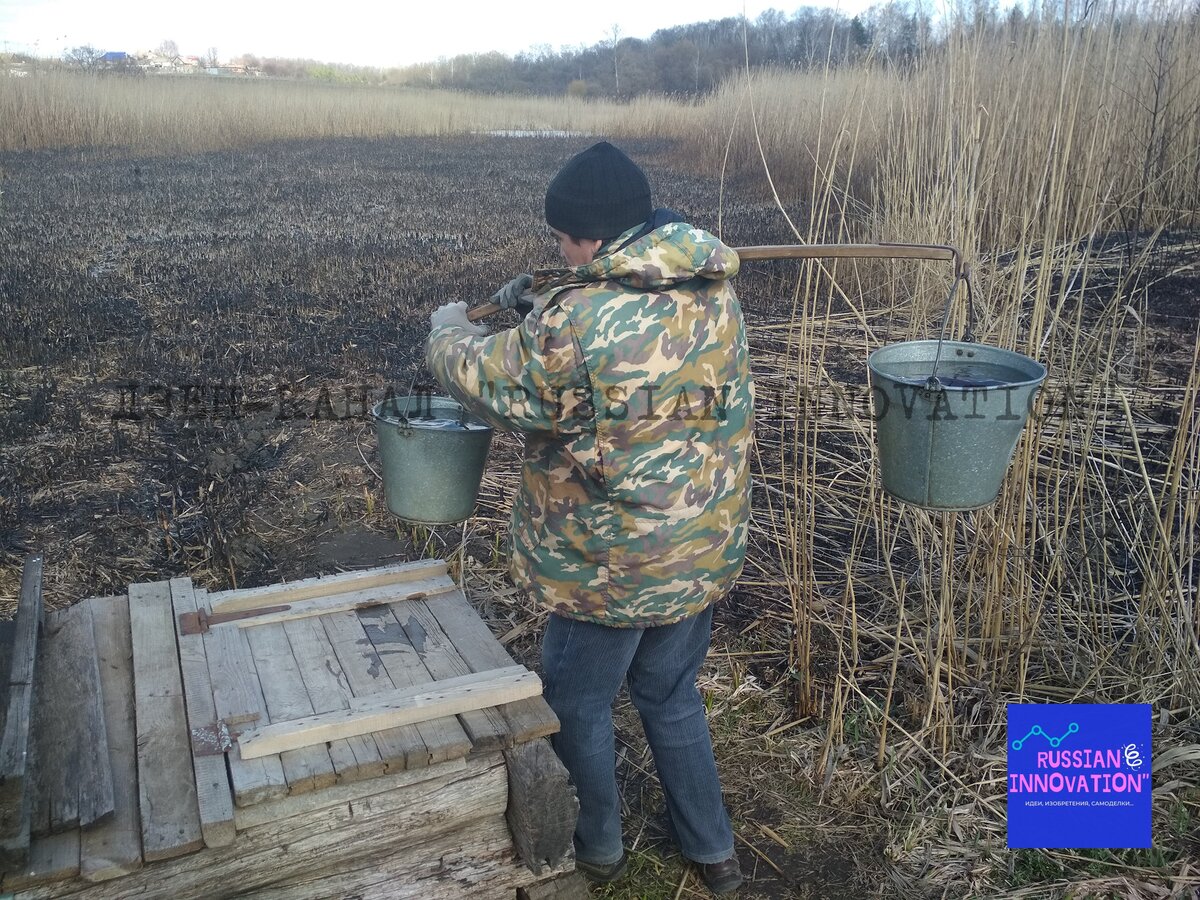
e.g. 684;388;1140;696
28;603;114;836
233;757;466;831
518;873;592;900
381;602;511;753
504;739;578;875
280;616;384;783
197;590;287;807
425;589;559;744
11;754;525;899
242;624;336;795
238;667;539;760
0;553;43;856
207;560;448;615
127;581;203;862
243;815;575;900
79;597;142;882
168;581;235;848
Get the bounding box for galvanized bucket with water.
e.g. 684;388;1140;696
868;276;1048;510
370;395;494;524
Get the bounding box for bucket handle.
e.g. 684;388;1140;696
926;271;977;386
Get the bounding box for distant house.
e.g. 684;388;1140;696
137;52;172;70
99;51;128;64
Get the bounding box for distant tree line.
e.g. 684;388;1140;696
385;5;920;97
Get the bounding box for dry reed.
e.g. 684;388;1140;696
726;4;1199;895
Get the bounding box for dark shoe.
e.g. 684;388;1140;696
575;851;628;883
699;853;743;895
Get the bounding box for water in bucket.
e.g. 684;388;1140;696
371;396;494;524
868;340;1047;510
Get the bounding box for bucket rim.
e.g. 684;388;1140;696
868;339;1047;389
369;395;492;430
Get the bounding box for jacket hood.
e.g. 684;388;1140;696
534;221;740;294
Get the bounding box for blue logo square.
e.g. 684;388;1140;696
1007;703;1151;848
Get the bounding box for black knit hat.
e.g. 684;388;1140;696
544;141;653;240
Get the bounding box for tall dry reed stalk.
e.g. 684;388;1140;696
727;3;1199;892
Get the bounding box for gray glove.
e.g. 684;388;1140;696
430;301;488;336
491;273;535;314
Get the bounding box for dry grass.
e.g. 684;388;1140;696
0;71;702;154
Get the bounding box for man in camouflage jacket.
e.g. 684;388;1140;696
426;141;751;894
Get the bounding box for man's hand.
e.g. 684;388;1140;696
430;301;488;336
491;273;535;315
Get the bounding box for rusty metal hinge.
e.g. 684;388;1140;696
178;604;291;635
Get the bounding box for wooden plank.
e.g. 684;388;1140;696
0;553;42;846
319;611;434;772
0;619;14;870
0;724;30;872
355;605;475;767
79;596;143;881
127;581;203;862
0;619;13;726
424;589;559;743
198;589;287;807
28;602;114;835
208;559;448;615
233;757;467;831
1;828;78;891
168;580;235;848
387;601;511;752
238;666;540;760
281;617;384;783
243;624;337;795
214;575;456;631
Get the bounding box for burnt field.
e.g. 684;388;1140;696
0;135;795;604
2;133;1199;898
0;135;875;897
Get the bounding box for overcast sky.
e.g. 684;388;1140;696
0;0;873;67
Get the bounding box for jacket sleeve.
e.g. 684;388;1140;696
425;303;593;435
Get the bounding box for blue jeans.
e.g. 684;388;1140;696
540;605;735;867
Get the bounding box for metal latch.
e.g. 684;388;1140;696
178;604;291;635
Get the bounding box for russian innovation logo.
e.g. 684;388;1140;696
1007;703;1152;848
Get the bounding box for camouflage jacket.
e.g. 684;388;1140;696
426;222;754;627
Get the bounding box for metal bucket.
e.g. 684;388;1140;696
370;395;494;525
868;340;1047;510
